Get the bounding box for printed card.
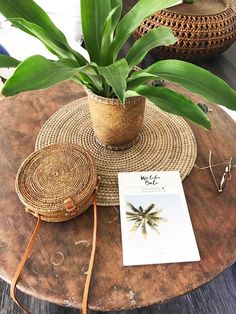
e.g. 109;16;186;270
118;171;200;266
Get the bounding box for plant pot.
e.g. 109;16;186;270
86;88;146;150
136;0;236;60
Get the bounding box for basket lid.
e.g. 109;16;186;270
15;143;97;222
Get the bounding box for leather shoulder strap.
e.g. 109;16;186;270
11;187;98;314
82;191;98;314
10;214;41;314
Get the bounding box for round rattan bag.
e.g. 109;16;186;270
15;143;98;222
13;144;98;314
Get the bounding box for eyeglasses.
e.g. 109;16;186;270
194;150;233;193
209;150;232;192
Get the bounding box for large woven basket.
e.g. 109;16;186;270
136;0;236;60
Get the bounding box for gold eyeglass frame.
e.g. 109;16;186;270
208;150;232;192
194;150;233;193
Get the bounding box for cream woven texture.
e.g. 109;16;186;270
35;97;197;206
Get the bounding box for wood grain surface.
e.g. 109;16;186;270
1;265;236;314
0;75;235;311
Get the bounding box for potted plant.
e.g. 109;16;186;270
0;0;236;150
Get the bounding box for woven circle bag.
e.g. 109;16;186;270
12;143;98;314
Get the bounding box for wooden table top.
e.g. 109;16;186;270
0;75;236;311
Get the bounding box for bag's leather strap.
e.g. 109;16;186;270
10;214;42;314
82;189;98;314
11;187;98;314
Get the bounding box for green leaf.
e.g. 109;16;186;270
0;0;68;45
10;18;77;60
97;58;130;102
11;18;87;66
77;72;100;94
111;0;122;7
0;55;20;68
81;0;111;64
126;27;177;68
79;64;103;92
125;90;140;97
72;74;100;95
127;71;160;89
2;55;81;96
134;85;211;129
144;60;236;110
100;3;122;65
0;0;87;66
111;0;123;32
111;0;182;60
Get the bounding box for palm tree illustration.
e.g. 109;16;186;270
126;202;166;238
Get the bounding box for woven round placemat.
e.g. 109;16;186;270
35;97;197;206
16;143;97;222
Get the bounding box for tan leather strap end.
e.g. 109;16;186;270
10;215;41;314
11;180;99;314
82;186;98;314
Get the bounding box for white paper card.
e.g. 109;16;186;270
118;171;200;266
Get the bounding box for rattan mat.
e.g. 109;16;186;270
35;97;197;206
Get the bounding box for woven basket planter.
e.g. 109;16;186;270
86;88;146;150
136;0;236;60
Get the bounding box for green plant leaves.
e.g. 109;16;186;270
98;59;130;102
0;0;87;66
144;60;236;110
0;0;68;44
111;0;123;32
111;0;182;60
134;85;211;129
127;71;160;89
10;18;87;64
100;2;122;65
81;0;112;64
2;55;81;96
79;64;104;92
126;27;177;68
0;55;20;68
1;0;235;134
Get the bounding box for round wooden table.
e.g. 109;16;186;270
0;81;235;311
